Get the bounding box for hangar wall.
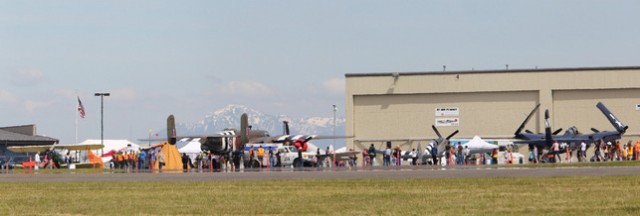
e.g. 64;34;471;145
345;67;640;155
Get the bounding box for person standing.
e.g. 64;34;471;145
248;145;254;164
368;144;377;166
275;150;281;168
181;153;192;173
456;144;463;165
410;148;417;166
268;147;275;168
325;146;333;168
149;149;156;170
635;141;640;161
139;149;147;170
383;146;391;167
580;141;587;162
463;146;471;165
349;149;357;167
552;141;561;163
491;149;498;165
257;145;265;167
296;146;303;168
35;152;41;169
430;143;438;166
157;149;165;172
64;152;71;168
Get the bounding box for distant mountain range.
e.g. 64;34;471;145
173;105;346;142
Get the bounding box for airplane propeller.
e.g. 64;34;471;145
446;130;459;141
432;125;443;139
432;125;458;143
553;128;563;135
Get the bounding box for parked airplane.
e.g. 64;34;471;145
557;102;628;150
144;114;353;168
7;143;105;168
414;125;458;164
514;102;628;150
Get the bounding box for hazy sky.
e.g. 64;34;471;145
1;1;638;144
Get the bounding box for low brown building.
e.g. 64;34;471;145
0;125;58;160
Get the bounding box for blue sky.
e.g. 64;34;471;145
1;1;638;143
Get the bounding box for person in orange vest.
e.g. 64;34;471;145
248;144;254;161
634;140;640;161
627;143;634;161
257;145;265;167
616;141;622;161
117;152;124;169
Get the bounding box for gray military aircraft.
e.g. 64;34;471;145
514;102;628;150
557;102;628;150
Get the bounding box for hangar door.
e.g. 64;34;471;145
353;91;539;141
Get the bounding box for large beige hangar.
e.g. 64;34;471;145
345;66;640;157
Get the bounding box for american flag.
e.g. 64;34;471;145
77;97;86;119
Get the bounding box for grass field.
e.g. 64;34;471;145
1;175;640;215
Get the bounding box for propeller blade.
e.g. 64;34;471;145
515;104;541;136
591;128;600;133
553;128;563;135
445;130;459;140
432;125;443;139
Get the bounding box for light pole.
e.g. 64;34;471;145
148;129;153;146
95;93;110;156
332;105;337;147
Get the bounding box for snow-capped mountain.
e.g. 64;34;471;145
175;104;346;138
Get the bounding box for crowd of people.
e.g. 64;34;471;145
361;142;507;167
529;140;640;164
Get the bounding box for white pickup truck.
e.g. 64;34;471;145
277;145;323;167
245;145;318;168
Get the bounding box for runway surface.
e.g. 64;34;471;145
1;166;639;182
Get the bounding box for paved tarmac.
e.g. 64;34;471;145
1;166;639;182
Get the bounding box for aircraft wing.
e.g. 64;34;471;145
271;135;353;143
316;151;359;162
7;145;52;153
139;134;238;142
7;143;105;153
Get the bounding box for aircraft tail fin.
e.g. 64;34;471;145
283;121;290;135
515;104;541;136
167;115;177;145
596;102;628;133
240;113;250;147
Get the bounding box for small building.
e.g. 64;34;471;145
0;125;59;160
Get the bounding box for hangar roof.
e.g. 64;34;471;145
0;125;58;144
345;66;640;77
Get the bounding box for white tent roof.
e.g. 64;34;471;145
465;136;491;146
80;139;140;153
176;138;202;154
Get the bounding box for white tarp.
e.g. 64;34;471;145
176;138;202;154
